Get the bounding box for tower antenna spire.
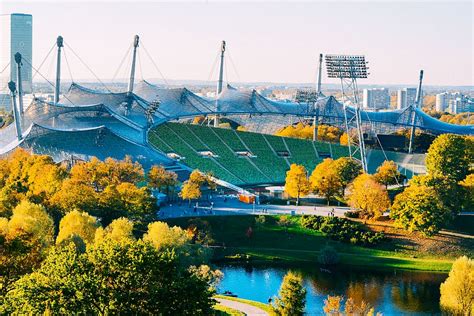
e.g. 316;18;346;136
54;36;63;104
408;70;424;154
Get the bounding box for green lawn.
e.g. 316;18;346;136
165;215;458;272
213;303;245;316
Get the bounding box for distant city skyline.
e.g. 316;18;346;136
0;1;472;86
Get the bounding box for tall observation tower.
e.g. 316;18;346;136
0;13;33;110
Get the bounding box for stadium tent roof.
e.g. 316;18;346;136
0;80;472;159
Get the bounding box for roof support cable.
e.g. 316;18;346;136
64;42;113;94
22;57;77;107
111;43;132;89
0;62;10;74
141;41;169;86
226;48;242;83
63;48;75;84
31;42;56;81
206;51;220;87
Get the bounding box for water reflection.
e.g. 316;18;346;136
216;263;447;315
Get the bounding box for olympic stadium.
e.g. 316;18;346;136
1;36;472;189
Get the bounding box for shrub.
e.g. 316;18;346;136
255;215;266;226
344;210;360;218
318;245;339;265
300;215;384;247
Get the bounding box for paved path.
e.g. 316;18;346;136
216;298;268;315
159;195;350;219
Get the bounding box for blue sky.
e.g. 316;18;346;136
1;1;472;86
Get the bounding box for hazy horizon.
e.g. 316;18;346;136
1;1;472;87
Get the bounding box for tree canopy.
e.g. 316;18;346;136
272;271;306;316
284;164;310;205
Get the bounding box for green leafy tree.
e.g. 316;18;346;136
6;240;216;315
94;217;135;245
440;256;474;316
390;184;451;236
410;174;463;213
426;134;473;182
272;271;306;316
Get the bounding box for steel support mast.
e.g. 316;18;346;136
14;52;24;115
8;81;22;141
54;36;63;105
313;53;324;141
126;35;140;116
408;70;424;154
214;40;226;127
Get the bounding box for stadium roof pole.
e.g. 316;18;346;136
408;70;424;154
325;54;369;172
54;36;64;105
8;81;22;141
317;53;323;95
128;35;140;95
14;52;24;115
214;40;226;127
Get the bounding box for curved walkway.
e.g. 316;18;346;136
216;298;268;315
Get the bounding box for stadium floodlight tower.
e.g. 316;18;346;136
54;36;64;105
325;54;369;172
14;52;24;115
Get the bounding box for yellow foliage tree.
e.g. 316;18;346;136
179;181;202;206
310;158;341;204
143;221;190;251
284;164;310;205
346;173;391;219
56;210;100;245
440;256;474;315
94;217;135;245
374;160;401;188
148;165;178;194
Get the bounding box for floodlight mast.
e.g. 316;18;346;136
8;81;22;141
325;54;369;172
408;70;424;154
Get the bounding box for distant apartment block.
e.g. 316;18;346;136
436;92;473;114
0;13;33;110
362;88;390;110
397;88;417;109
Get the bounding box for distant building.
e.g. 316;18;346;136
436;92;472;114
0;13;33;110
362;88;390;110
397;88;417;109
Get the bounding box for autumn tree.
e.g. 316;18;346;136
333;157;362;194
374;160;402;188
310;158;341;205
147;165;178;195
390;184;451;236
346;174;390;219
180;181;202;206
426;134;473;182
0;201;54;298
56;210;100;246
272;271;306;316
439;256;474;315
94;217;135;245
460;174;474;211
323;295;379;316
284;164;310;205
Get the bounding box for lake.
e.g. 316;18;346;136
216;263;447;315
